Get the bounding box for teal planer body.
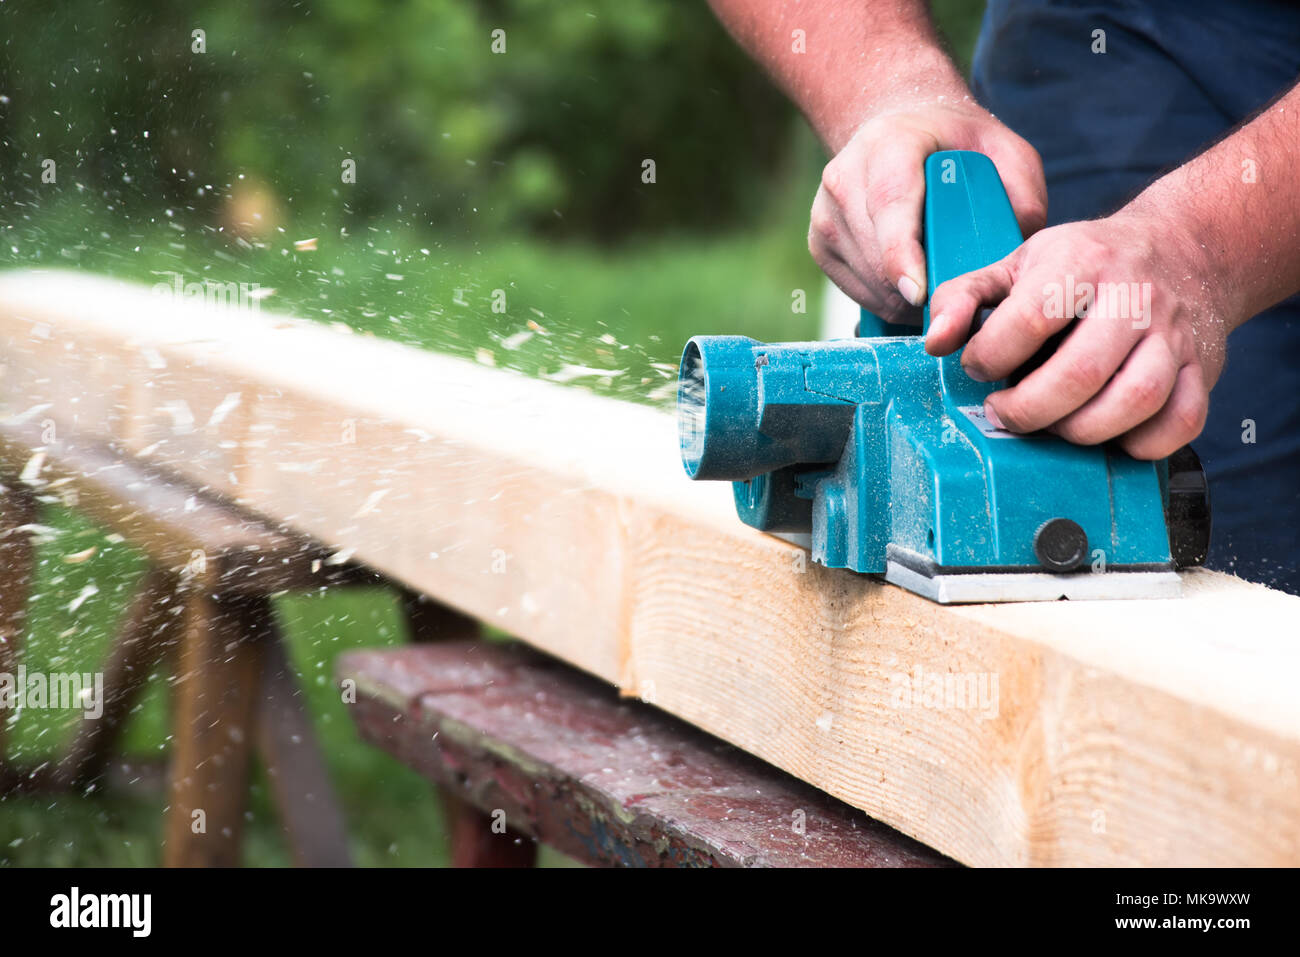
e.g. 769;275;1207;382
676;150;1209;603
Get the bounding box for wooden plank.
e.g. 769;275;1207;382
255;627;353;868
2;268;1299;866
59;566;184;790
342;641;954;867
163;592;264;867
0;419;374;595
442;799;539;869
397;588;537;866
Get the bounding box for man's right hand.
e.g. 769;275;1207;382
809;102;1048;323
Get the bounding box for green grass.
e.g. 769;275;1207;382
0;186;824;866
2;190;825;409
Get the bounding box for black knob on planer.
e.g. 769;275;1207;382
1033;518;1089;573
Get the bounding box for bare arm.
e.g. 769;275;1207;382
706;0;964;151
928;81;1300;459
707;0;1047;320
1139;83;1300;324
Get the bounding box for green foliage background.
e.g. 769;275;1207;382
0;1;985;866
1;0;799;237
1;0;982;239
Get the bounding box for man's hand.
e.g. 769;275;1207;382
811;102;1047;323
926;207;1231;459
705;0;1046;321
710;0;1300;458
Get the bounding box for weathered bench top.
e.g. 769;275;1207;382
340;640;954;868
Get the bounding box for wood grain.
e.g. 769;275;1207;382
342;641;954;867
163;592;263;867
2;269;1298;866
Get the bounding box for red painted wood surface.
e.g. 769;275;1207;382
340;641;955;868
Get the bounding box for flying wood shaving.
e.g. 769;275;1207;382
162;400;194;435
353;487;391;518
294;237;318;252
68;583;98;613
207;392;242;428
63;546;97;564
10;403;52;424
501;330;534;351
544;364;625;383
19;451;45;485
646;380;677;402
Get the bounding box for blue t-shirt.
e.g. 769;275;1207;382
971;0;1300;592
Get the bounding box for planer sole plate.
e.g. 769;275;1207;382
884;559;1183;604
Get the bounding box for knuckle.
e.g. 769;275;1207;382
1122;374;1167;412
879;236;913;273
1019;306;1057;343
1172;393;1209;439
808;207;838;246
1018;139;1044;171
1059;352;1106;394
820;161;847;206
930;278;964;313
865;173;910;214
1077;236;1110;263
1167;325;1195;364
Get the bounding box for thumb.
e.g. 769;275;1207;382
863;136;933;306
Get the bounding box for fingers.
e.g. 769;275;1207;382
957;274;1091;382
1048;335;1180;444
925;259;1018;356
985;311;1140;432
1118;362;1209;460
984;139;1048;238
859;135;934;306
809;187;913;320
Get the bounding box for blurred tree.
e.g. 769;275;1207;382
0;0;796;239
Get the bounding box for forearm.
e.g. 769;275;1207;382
707;0;967;151
1125;80;1300;327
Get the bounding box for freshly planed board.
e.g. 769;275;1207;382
1;268;1297;867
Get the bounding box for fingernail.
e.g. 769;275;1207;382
962;359;991;383
984;404;1004;430
924;312;946;355
897;275;924;307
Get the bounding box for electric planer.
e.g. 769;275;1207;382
676;150;1210;603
